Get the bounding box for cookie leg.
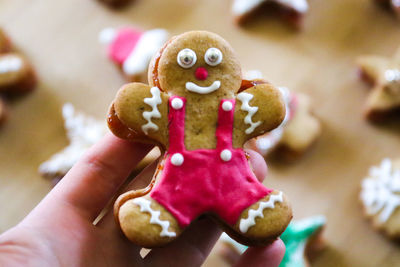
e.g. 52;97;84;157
231;190;292;246
117;196;182;248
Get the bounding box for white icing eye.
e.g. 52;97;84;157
177;48;197;68
204;48;222;66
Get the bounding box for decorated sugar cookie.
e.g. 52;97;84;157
39;103;159;183
0;98;7;126
99;27;168;82
357;48;400;122
231;0;309;29
97;0;133;8
0;28;36;126
220;215;326;267
243;71;320;160
375;0;400;18
360;158;400;238
108;31;292;248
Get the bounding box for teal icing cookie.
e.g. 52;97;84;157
221;215;326;267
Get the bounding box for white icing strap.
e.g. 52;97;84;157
133;198;176;237
239;192;283;233
237;92;261;134
360;159;400;223
142;87;162;135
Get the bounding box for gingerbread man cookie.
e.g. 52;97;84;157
357;48;400;122
243;71;321;160
375;0;400;18
360;158;400;238
220;215;326;267
0;28;36;126
231;0;308;29
99;27;168;83
108;31;292;248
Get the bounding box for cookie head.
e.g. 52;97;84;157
153;31;242;98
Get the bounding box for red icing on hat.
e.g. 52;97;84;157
108;28;143;64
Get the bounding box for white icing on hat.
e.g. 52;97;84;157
99;27;117;44
122;29;168;76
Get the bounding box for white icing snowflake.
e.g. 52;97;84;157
39;103;108;178
360;159;400;223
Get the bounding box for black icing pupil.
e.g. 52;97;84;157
183;56;192;64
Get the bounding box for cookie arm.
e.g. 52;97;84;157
108;83;169;148
233;83;285;147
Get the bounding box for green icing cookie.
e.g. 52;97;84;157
221;215;326;267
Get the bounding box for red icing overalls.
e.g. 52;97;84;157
150;96;272;227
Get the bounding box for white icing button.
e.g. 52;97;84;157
222;101;233;111
171;98;183;110
220;149;232;162
171;153;184;166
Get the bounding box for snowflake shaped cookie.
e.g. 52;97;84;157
360;158;400;237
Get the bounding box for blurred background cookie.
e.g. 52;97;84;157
99;27;168;83
357;48;400;122
375;0;400;18
360;158;400;239
39;103;159;185
231;0;308;29
243;70;321;161
220;215;326;266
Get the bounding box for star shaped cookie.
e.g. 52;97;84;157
220;215;326;266
231;0;309;29
39;103;159;183
360;158;400;238
357;48;400;122
375;0;400;18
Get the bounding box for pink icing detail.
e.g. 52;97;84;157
288;92;298;120
150;97;271;227
108;28;143;64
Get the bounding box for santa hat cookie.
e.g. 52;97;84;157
99;27;168;82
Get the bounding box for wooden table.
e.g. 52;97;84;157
1;0;400;266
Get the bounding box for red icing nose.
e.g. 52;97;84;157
195;67;208;81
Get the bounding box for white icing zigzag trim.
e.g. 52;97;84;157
360;159;400;223
133;198;176;237
237;92;261;134
239;192;283;233
142;87;162;135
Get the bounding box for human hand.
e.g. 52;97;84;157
0;134;284;267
